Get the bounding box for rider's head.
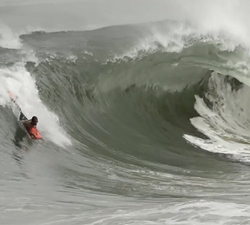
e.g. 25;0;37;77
31;116;38;126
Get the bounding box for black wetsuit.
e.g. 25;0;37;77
19;111;27;121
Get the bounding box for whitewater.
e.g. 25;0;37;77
1;0;250;224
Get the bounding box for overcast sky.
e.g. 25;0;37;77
0;0;185;32
1;0;250;36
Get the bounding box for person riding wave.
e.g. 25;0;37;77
22;116;38;139
9;91;41;139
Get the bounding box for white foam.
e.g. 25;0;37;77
66;54;78;63
56;199;250;225
109;20;247;63
0;23;22;49
109;23;193;62
0;63;72;147
106;0;250;61
184;72;250;161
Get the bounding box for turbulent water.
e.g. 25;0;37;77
1;17;250;225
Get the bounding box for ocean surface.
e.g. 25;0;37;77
1;3;250;224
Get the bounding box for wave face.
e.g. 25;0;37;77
1;20;250;225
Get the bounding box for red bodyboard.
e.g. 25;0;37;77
30;127;42;139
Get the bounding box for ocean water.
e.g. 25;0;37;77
1;1;250;224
